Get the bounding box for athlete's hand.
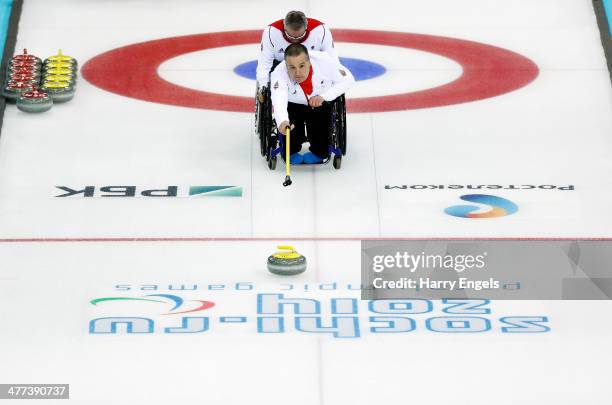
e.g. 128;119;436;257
279;121;294;134
309;95;325;108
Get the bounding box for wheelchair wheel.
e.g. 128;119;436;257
254;89;263;153
255;86;272;157
255;103;267;157
329;95;347;157
337;94;347;155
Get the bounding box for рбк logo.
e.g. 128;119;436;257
55;186;242;197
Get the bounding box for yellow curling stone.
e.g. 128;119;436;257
267;245;307;275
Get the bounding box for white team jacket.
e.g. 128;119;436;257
270;51;355;126
256;18;340;88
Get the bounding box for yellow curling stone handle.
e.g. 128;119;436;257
273;245;302;259
48;49;74;62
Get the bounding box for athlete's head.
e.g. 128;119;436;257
284;43;310;83
284;10;307;43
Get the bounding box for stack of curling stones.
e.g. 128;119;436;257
2;49;78;113
3;48;41;106
267;245;307;275
40;49;77;103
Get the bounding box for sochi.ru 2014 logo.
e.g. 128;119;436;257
89;292;551;337
445;194;518;218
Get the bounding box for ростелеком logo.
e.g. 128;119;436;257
444;194;518;218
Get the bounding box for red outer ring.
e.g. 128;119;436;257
82;29;539;113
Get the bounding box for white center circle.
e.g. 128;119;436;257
158;43;463;98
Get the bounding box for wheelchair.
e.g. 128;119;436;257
254;85;347;170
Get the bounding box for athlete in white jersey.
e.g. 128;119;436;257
256;10;340;100
270;44;354;164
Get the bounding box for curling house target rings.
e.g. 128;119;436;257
82;29;539;113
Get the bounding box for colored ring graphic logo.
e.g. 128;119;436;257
82;29;539;113
444;194;518;218
91;294;215;315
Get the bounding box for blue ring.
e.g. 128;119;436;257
234;57;386;82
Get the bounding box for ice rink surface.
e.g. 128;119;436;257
0;0;611;403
